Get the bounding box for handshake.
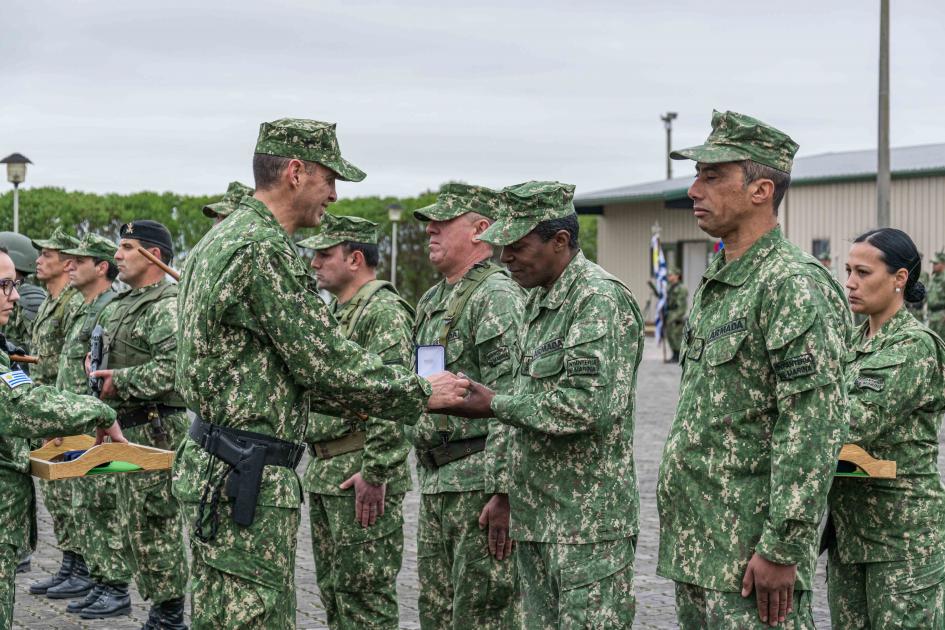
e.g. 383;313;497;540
424;371;495;419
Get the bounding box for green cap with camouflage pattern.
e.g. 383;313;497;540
63;233;118;263
32;227;80;252
933;250;945;264
254;118;366;182
477;180;576;246
670;110;799;174
203;181;254;219
297;213;379;250
816;248;831;262
414;183;506;222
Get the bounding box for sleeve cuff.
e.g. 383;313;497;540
755;520;818;566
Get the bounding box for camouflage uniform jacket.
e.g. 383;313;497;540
657;226;851;592
173;197;430;511
0;344;117;549
56;289;116;395
410;260;523;495
103;280;183;412
665;281;688;323
829;308;945;564
927;271;945;325
490;252;643;544
30;285;82;385
303;280;414;495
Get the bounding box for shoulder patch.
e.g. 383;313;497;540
567;357;600;376
854;375;884;391
485;345;511;367
1;369;32;389
773;353;816;380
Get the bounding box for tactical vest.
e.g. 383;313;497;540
105;282;185;408
77;289;116;345
337;280;414;340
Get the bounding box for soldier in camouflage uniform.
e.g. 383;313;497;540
926;251;945;338
202;181;253;225
827;228;945;628
656;111;851;628
55;234;135;618
410;183;523;630
172;118;467;629
298;214;414;629
26;228;91;601
448;181;642;628
0;232;45;353
0;247;126;630
664;266;688;363
89;221;189;629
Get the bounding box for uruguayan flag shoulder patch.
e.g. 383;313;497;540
1;370;32;389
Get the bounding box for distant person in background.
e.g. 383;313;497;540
0;232;45;354
664;266;687;363
202;181;254;226
926;251;945;338
826;228;945;628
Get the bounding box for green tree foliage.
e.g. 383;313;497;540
0;186;598;306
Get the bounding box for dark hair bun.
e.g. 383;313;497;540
905;281;926;304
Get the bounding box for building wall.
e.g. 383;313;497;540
597;174;945;316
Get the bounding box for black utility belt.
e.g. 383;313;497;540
417;436;487;469
189;415;304;538
117;404;184;429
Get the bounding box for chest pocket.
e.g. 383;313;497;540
529;336;566;379
445;336;465;367
704;329;749;367
852;352;906;398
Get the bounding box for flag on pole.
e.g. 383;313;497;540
651;233;668;342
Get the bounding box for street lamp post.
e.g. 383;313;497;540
387;203;403;287
1;153;32;234
660;112;678;180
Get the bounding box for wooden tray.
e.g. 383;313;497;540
835;443;896;479
30;435;174;480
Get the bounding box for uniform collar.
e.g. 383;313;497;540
704;225;784;288
241;196;289;236
855;306;914;353
538;251;588;310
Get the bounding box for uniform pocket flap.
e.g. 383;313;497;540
858;352;906;372
529;350;564;378
560;539;635;592
705;330;749;367
565;320;607;348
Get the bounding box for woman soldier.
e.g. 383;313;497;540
827;228;945;628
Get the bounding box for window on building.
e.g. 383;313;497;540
812;238;830;260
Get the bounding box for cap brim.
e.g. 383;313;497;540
670;144;751;164
31;238;73;251
477;217;536;247
321;156;366;183
413;203;467;222
297;235;344;251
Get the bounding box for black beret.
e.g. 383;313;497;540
119;220;174;255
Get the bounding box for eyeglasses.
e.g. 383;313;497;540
0;279;22;297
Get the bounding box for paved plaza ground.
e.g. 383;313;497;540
14;338;945;628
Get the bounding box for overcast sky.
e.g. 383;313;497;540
1;0;942;200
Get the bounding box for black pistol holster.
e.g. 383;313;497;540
190;416;304;537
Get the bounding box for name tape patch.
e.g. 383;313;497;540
855;375;885;391
532;337;564;359
567;357;600;376
485;346;511;367
774;353;816;380
707;318;747;344
1;369;32;389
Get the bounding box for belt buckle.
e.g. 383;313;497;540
313;443;328;459
147;407;160;422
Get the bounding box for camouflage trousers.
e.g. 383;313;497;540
183;501;299;629
115;468;188;602
309;492;404;629
518;536;636;630
665;317;685;354
674;582;815;629
827;549;945;629
73;473;132;585
0;543;16;630
417;491;520;630
38;478;78;552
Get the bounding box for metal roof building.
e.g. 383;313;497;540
576;143;945;317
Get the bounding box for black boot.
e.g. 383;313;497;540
45;553;92;599
28;550;74;595
671;350;679;363
16;552;31;574
67;582;103;613
141;597;187;630
79;583;131;619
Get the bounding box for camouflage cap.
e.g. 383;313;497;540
933;251;945;264
63;233;118;263
670;110;799;174
816;249;831;262
478;181;576;246
254;118;366;182
32;227;80;252
297;213;379;250
203;181;254;219
414;183;506;222
668;265;682;276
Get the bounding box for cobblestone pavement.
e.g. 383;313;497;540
15;338;945;628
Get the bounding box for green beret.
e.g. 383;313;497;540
32;227;80;252
477;181;576;246
254;118;366;183
119;220;174;255
414;183;506;222
63;233;118;263
297;214;379;251
203;181;254;219
671;110;799;174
